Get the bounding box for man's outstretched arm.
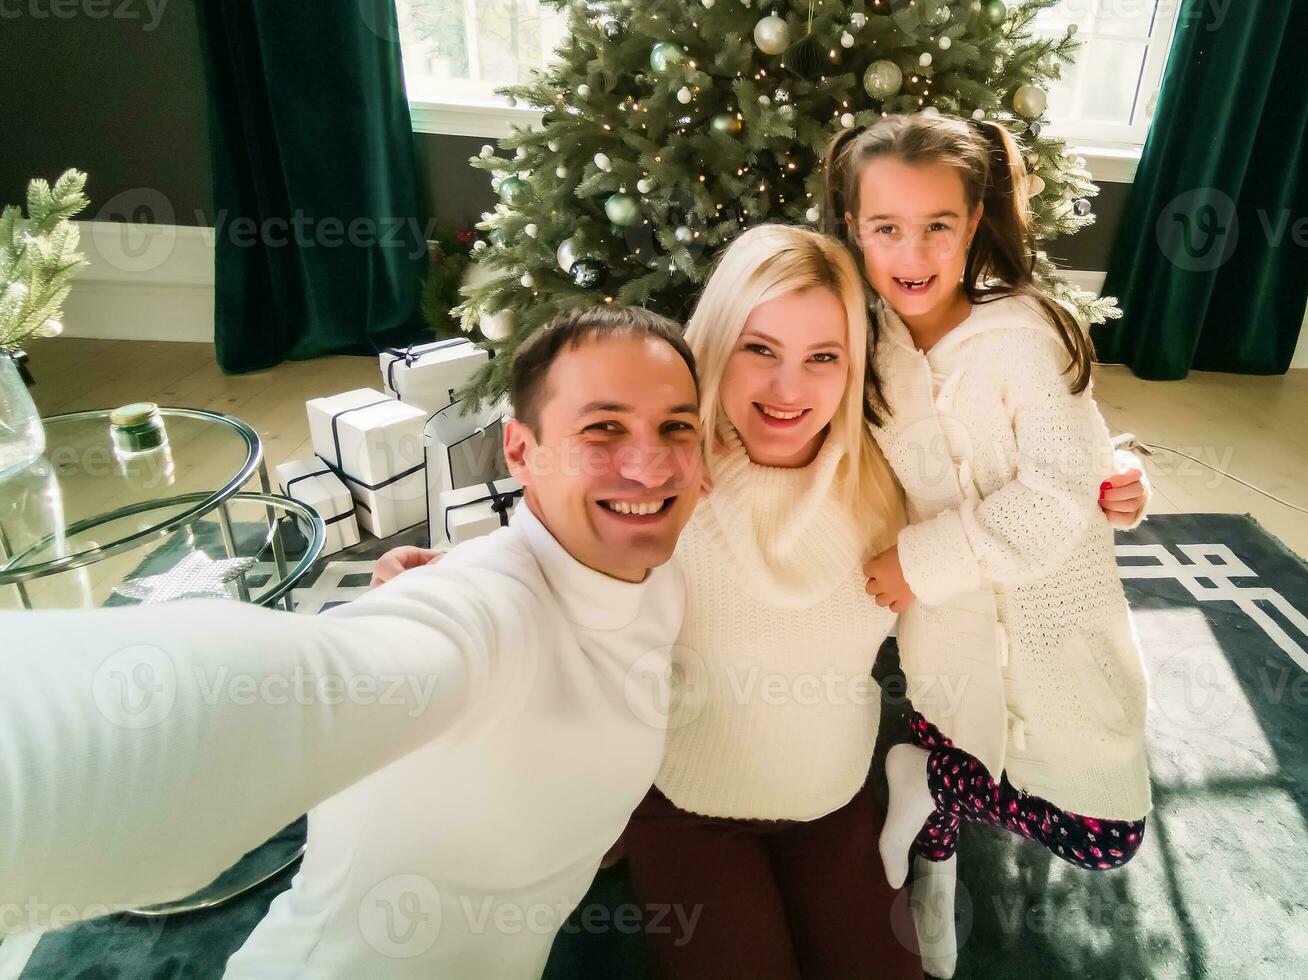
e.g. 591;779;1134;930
0;565;527;932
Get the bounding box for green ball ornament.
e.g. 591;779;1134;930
1012;84;1047;118
604;192;640;226
649;41;684;73
710;112;743;135
983;0;1007;26
497;175;531;207
863;60;903;100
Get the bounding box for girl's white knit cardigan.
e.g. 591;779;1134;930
870;293;1152;821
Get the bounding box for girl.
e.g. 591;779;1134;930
371;224;1148;979
825;114;1152;978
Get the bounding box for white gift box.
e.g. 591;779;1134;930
424;398;511;533
306;388;427;538
379;338;489;416
275;457;361;556
433;477;523;548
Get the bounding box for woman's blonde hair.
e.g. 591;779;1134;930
684;223;906;554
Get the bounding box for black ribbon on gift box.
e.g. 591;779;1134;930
281;466;358;526
442;481;523;544
320;399;425;516
382;337;473;400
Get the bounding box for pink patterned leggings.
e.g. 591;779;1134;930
908;712;1146;870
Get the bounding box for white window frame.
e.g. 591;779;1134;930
1036;0;1184;182
401;0;1184;182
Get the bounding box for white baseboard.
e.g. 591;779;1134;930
59;222;1308;369
63;220;215;344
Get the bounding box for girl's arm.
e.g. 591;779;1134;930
895;332;1119;606
0;564;526;932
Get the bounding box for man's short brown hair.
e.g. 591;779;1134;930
510;305;699;437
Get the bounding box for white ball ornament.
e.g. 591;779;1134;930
1012;84;1048;118
520;272;536;288
1027;174;1046;196
840;112;855;127
702;0;714;7
840;32;854;48
922;106;940;117
505;96;517;108
473;239;488;251
524;223;538;238
753;15;789;55
578;83;591;98
479;309;513;341
678;86;692;104
805;205;820;222
556;165;569;179
939;36;952;50
919;52;933;67
850;12;866;28
479;145;494;158
594;152;612;172
972;108;985;120
547;139;560;152
637;177;653;193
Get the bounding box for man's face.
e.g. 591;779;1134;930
504;334;704;583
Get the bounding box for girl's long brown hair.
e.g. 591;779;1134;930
820;113;1095;397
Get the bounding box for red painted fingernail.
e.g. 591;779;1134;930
1100;481;1112;491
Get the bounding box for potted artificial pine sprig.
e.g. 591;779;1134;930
0;168;89;478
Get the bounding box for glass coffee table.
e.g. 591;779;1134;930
0;407;324;610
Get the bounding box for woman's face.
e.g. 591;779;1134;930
845;157;982;323
720;286;849;468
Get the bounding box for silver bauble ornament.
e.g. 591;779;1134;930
556;236;582;273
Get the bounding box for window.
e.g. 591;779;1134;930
1032;0;1184;174
398;0;562;138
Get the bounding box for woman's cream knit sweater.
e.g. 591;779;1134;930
655;425;898;821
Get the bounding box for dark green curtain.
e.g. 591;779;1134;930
1092;0;1308;379
196;0;430;372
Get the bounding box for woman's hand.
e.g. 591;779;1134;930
864;546;916;614
369;546;446;589
1099;468;1147;528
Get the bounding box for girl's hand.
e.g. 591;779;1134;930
369;546;446;589
864;546;916;614
1099;468;1147;528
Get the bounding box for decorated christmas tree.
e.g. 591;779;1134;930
453;0;1120;407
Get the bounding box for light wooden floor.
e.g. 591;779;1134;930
21;337;1308;560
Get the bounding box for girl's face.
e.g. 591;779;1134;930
846;157;983;322
720;286;849;468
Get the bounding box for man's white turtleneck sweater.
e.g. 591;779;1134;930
656;426;898;821
0;502;685;978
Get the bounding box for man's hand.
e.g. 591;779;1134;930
369;546;446;589
864;545;916;614
1100;467;1146;528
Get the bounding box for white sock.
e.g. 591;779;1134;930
879;742;936;889
911;852;959;979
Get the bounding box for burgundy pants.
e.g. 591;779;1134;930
622;780;923;980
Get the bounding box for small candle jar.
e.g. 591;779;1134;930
110;402;168;456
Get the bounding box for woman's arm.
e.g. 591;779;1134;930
0;564;526;932
894;333;1119;606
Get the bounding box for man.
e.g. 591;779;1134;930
0;305;705;977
